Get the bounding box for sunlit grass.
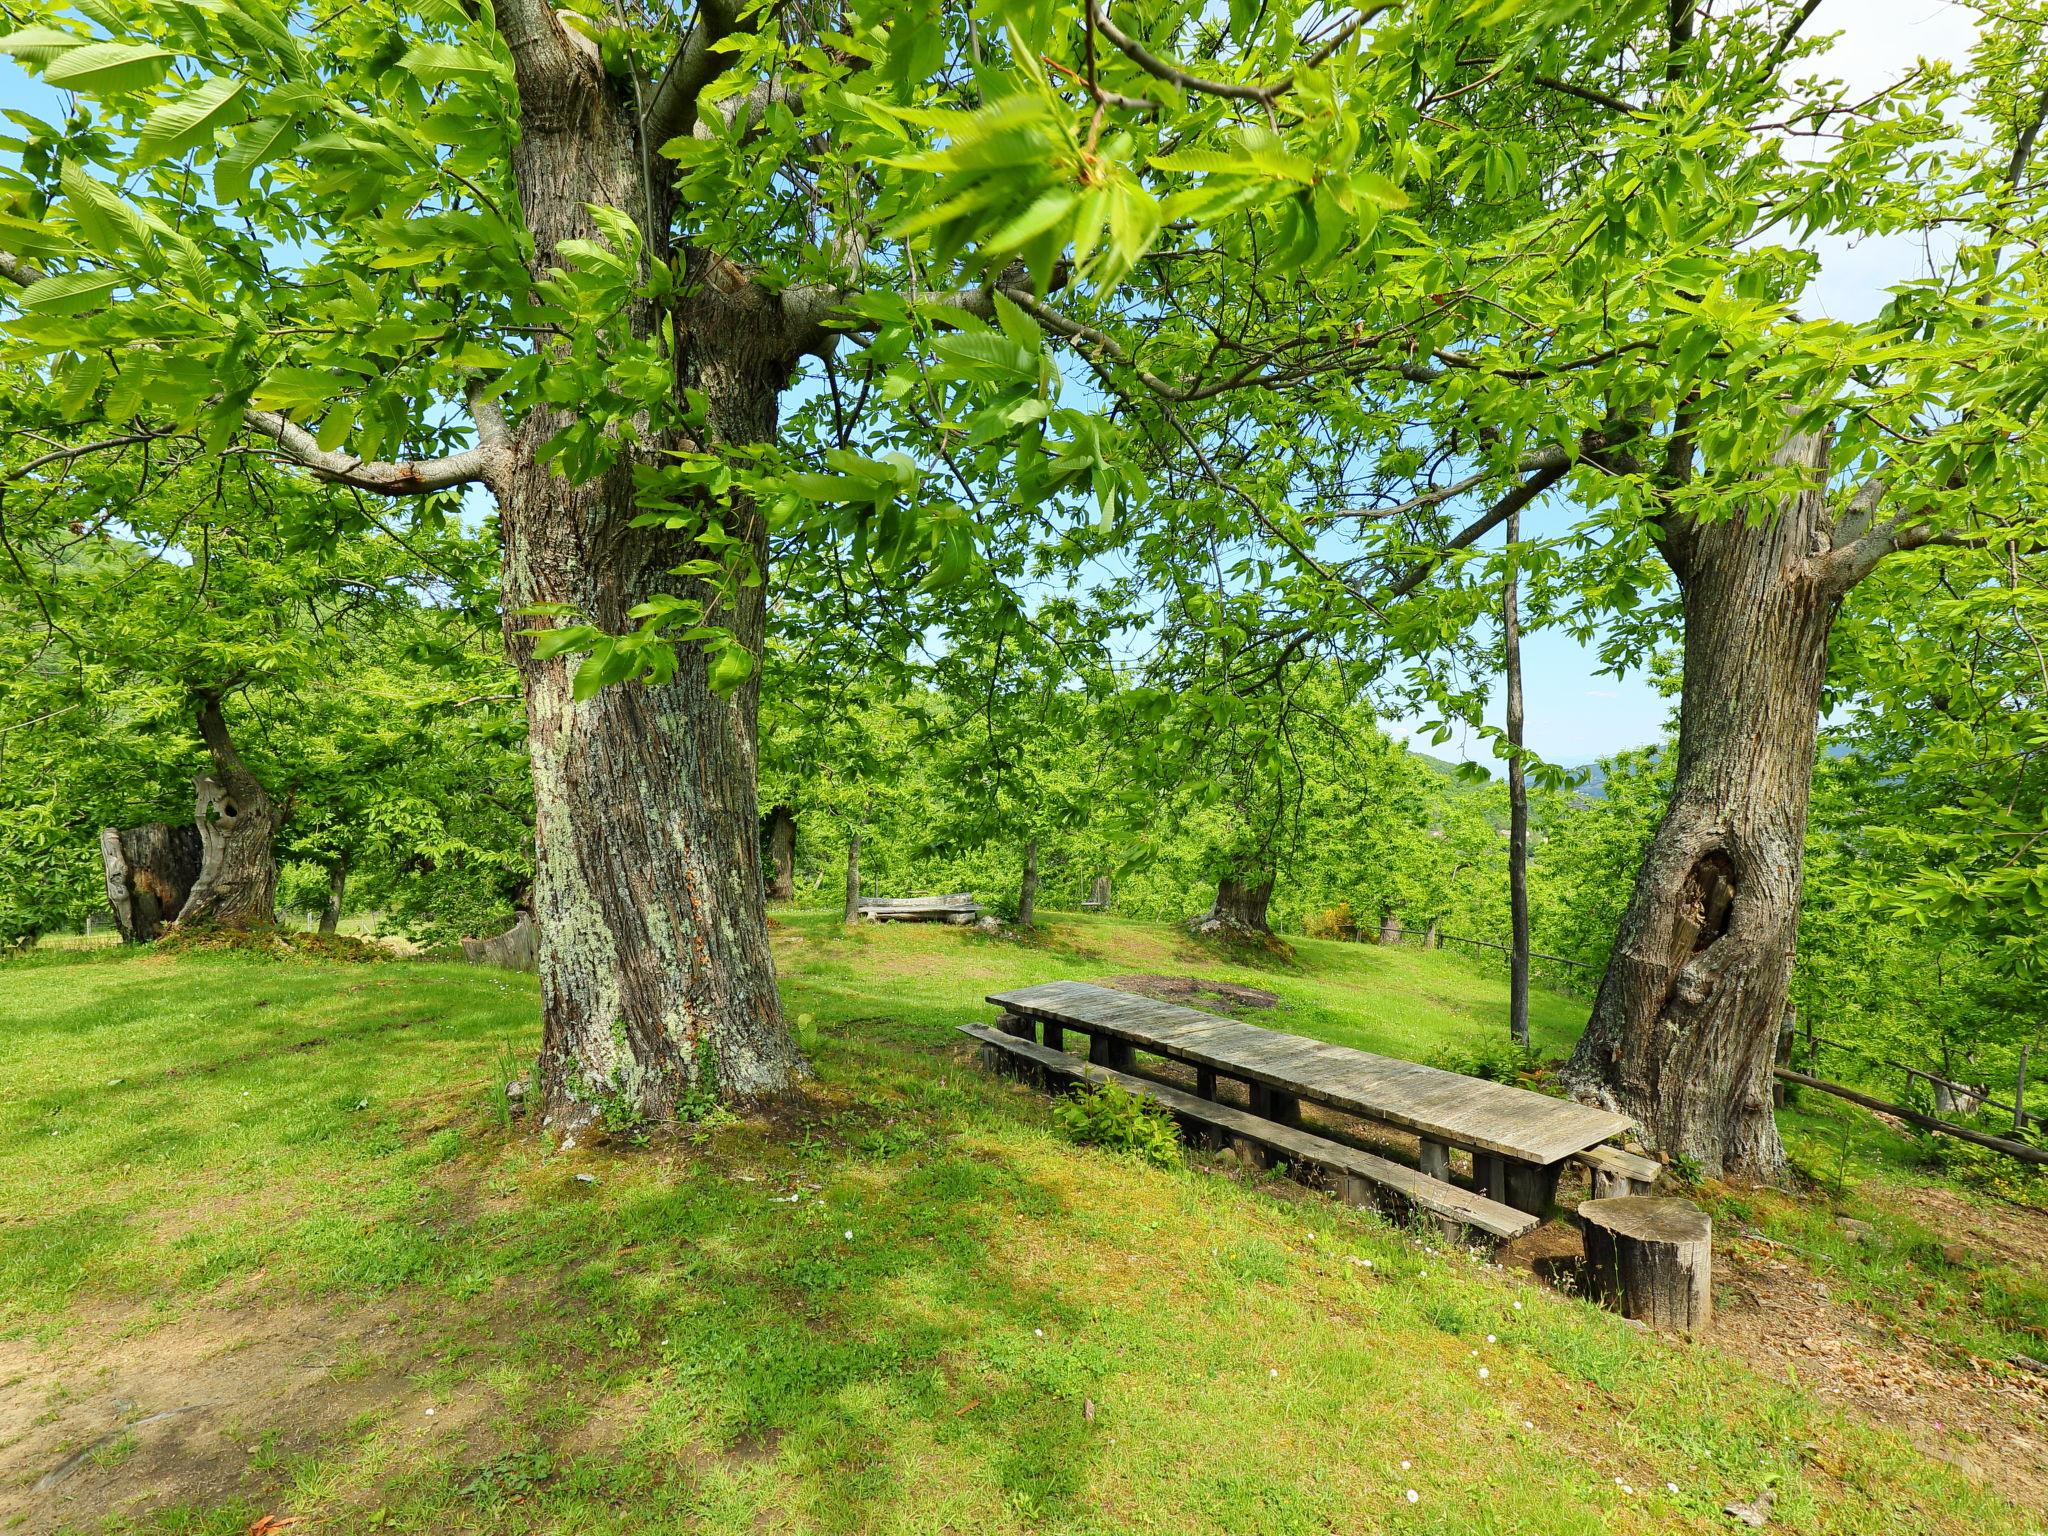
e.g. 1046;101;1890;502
0;917;2034;1534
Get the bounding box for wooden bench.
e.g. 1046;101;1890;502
987;981;1633;1218
961;1023;1538;1244
857;894;980;924
1571;1143;1662;1198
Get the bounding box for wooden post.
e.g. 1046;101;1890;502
1772;1004;1796;1108
2016;1041;2033;1135
1578;1198;1712;1334
1473;1153;1507;1204
1197;1065;1217;1100
996;1011;1036;1043
1502;1159;1559;1216
1418;1139;1451;1182
1044;1021;1063;1052
1248;1083;1300;1126
1087;1033;1134;1071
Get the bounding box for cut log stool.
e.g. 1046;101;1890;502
1578;1197;1712;1334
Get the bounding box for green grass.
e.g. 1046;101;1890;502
0;914;2038;1535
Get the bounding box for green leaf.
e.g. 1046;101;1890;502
398;40;508;86
214;116;299;203
0;26;88;67
133;76;247;166
42;41;175;93
15;268;121;313
707;642;754;694
59;161;150;256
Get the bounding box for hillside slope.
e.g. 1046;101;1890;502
0;918;2038;1535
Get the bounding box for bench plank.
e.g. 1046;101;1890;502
960;1023;1538;1242
1571;1143;1662;1197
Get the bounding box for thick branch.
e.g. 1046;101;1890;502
244;398;506;497
642;0;744;148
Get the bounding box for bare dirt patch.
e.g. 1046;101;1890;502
1885;1184;2048;1280
1492;1189;2048;1512
1711;1233;2048;1509
0;1299;434;1534
1100;974;1281;1016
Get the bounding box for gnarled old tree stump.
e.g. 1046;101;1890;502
1579;1196;1712;1333
463;912;538;971
100;823;203;943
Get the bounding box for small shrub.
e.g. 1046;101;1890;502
1429;1036;1544;1085
1303;901;1356;940
1052;1082;1183;1168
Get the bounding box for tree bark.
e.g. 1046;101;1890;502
319;853;348;936
1564;432;1845;1178
495;11;804;1132
764;803;797;902
1504;508;1531;1048
1193;871;1274;934
1018;837;1039;927
176;691;278;928
843;830;862;925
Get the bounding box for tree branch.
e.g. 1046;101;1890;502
642;0;745;149
1380;461;1570;602
1088;1;1394;107
2;431;177;483
243;396;506;497
1532;75;1642;116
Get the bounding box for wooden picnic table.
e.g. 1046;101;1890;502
987;979;1635;1213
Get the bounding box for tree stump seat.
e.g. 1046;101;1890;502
1578;1196;1712;1333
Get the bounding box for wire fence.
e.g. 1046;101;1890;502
1369;925;1597;995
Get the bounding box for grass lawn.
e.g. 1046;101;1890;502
1;912;2042;1534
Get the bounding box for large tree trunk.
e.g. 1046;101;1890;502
1192;871;1274;935
764;803;796;902
176;692;277;927
1504;510;1531;1047
100;823;202;943
318;853;348;936
1564;432;1844;1178
498;13;803;1134
1017;838;1039;927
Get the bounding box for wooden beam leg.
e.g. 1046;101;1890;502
1197;1065;1217;1101
1106;1039;1136;1071
1419;1139;1451;1182
1248;1085;1300;1126
1087;1032;1110;1067
1044;1022;1063;1052
1474;1154;1508;1204
996;1011;1036;1042
1502;1159;1560;1217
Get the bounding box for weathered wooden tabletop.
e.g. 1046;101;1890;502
987;979;1632;1166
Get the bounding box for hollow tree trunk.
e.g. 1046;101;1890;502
764;803;796;902
1503;508;1531;1048
1564;433;1844;1178
100;823;202;942
843;831;861;924
1017;838;1039;927
318;853;348;936
1194;871;1274;934
176;692;277;928
498;14;802;1133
